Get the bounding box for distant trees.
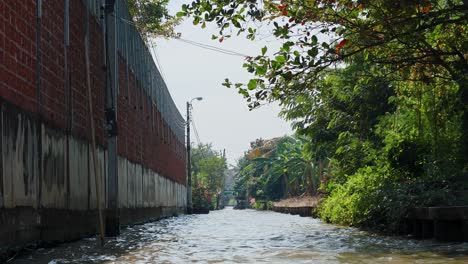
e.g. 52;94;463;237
191;143;227;211
234;136;323;204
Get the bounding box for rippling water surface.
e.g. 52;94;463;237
13;207;468;263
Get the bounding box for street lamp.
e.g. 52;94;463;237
186;97;203;214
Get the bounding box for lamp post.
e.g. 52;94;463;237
187;97;203;214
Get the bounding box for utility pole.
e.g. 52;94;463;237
186;101;192;214
221;149;226;209
104;0;119;236
186;97;203;214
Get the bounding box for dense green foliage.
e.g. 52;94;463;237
234;136;323;203
191;144;228;211
182;0;468;232
126;0;181;38
299;58;464;231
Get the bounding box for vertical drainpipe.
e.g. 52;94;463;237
64;0;70;130
104;0;120;236
35;0;43;211
36;0;42;116
124;22;129;160
64;0;71;210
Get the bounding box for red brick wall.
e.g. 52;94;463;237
0;0;38;114
0;0;186;185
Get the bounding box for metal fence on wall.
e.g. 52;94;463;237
86;0;186;143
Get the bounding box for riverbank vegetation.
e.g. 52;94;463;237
234;137;321;202
182;0;468;233
191;144;228;212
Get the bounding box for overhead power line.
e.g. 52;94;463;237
191;111;202;146
175;38;251;58
148;39;167;82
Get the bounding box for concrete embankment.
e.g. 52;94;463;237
272;196;468;242
0;100;186;255
271;196;320;217
405;206;468;242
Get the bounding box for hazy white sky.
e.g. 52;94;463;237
153;1;293;164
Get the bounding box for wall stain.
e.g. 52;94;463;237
23;121;29;196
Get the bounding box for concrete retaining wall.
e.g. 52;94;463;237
405;207;468;242
272;206;315;217
0;100;186;250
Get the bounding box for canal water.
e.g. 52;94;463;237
12;207;468;263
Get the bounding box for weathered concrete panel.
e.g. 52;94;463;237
142;168;150;208
162;177;168;207
103;150;107;208
171;181;176;207
157;176;162;207
148;169;154;207
127;162;136;208
1;106;39;208
150;171;156;207
155;174;160;207
154;173;160;207
69;137;89;210
88;147;106;210
136;165;143;207
118;157;128;208
176;184;181;208
164;177;169;207
41;125;67;208
179;184;184;207
142;167;147;208
168;180;172;207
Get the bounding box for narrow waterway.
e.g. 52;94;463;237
12;207;468;263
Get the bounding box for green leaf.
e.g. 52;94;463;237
256;65;267;75
232;19;241;28
222;78;232;88
247;79;258;90
176;11;186;17
276;55;286;63
307;47;318;57
311;35;318;45
238;88;249;97
193;16;201;25
282;42;294;52
261;46;267;56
